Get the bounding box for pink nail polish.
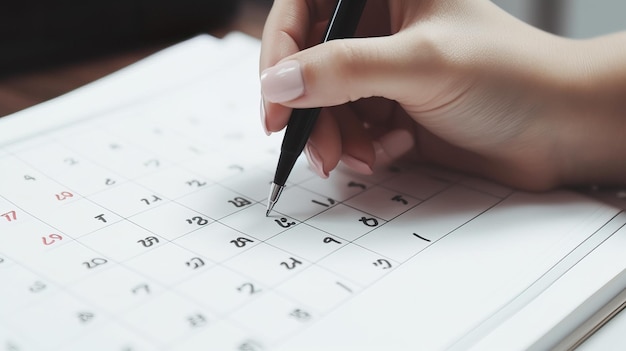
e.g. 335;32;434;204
304;144;328;179
260;98;271;136
341;155;373;175
378;129;414;159
373;140;392;166
260;60;304;103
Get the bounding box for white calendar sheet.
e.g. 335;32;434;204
1;34;626;351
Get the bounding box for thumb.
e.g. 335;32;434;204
260;34;422;108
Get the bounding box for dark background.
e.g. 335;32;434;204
0;0;273;116
0;0;242;78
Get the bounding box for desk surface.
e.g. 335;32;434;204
0;0;270;118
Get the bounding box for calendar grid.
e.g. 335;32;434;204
0;34;545;350
0;119;512;348
0;102;515;349
0;125;390;349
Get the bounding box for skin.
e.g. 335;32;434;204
259;0;626;190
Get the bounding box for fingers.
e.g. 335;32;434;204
305;103;414;178
259;1;420;178
305;108;341;178
259;0;308;134
260;0;326;70
373;129;415;167
260;0;337;134
334;104;375;175
261;33;421;110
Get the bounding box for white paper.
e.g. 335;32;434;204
1;34;625;351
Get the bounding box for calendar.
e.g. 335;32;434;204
1;34;626;351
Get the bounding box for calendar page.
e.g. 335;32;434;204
1;35;625;351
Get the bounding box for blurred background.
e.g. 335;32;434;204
2;0;625;79
0;0;624;116
493;0;626;38
1;0;244;79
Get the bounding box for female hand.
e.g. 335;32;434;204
259;0;626;190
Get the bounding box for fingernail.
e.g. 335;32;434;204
260;60;304;103
376;129;414;159
341;154;373;175
260;98;271;136
304;143;328;179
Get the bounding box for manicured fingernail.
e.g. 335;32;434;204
260;60;304;103
260;98;270;136
304;143;328;179
377;129;414;159
341;154;373;175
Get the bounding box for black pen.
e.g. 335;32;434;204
266;0;368;216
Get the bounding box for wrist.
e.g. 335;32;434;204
552;34;626;187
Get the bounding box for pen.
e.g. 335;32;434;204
265;0;368;216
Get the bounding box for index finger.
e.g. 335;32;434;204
259;0;336;71
259;0;337;133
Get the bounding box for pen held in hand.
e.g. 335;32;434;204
265;0;368;217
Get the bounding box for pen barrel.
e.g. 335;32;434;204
271;0;367;188
324;0;368;41
274;107;321;186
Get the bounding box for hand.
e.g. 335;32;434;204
259;0;626;190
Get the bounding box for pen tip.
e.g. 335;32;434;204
265;198;276;217
265;182;284;218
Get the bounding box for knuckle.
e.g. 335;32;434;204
329;40;368;102
408;26;461;71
